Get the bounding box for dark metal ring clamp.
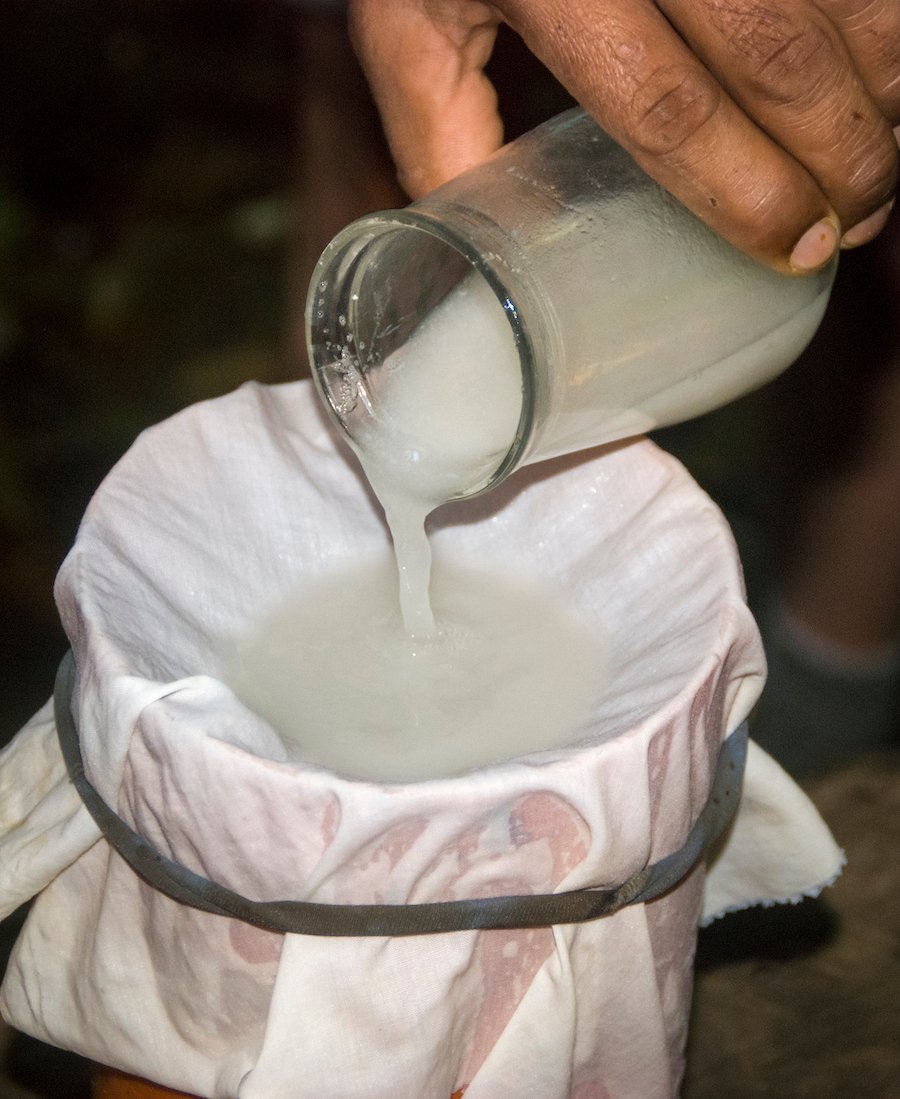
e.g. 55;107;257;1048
54;650;747;937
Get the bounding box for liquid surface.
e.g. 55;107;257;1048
228;559;607;783
236;275;598;782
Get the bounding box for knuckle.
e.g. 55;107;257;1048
719;165;820;256
817;0;900;36
721;6;843;106
875;26;900;115
845;139;899;209
740;189;803;254
817;0;900;115
628;64;722;155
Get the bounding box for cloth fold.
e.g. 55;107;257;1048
51;644;752;935
0;382;842;1098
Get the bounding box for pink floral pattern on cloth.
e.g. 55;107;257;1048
0;382;774;1098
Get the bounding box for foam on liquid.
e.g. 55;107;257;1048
229;273;607;781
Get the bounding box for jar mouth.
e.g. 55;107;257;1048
306;209;536;499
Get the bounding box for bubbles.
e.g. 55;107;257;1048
321;349;372;417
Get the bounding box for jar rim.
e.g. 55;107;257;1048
306;207;538;499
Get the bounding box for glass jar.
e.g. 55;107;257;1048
306;108;836;501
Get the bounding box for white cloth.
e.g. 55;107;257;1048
0;382;842;1098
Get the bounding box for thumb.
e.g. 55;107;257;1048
349;0;504;198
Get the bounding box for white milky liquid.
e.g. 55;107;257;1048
350;274;524;636
230;272;607;781
229;558;607;782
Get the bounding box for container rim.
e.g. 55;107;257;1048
305;206;538;499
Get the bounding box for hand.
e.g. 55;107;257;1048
349;0;899;274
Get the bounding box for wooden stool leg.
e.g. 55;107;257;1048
92;1066;200;1099
93;1065;466;1098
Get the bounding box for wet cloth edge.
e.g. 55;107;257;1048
54;649;749;937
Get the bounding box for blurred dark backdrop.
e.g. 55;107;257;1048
0;0;301;744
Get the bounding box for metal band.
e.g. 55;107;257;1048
54;651;747;937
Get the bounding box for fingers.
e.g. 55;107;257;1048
815;0;900;247
351;0;899;272
501;0;843;271
348;0;504;197
655;0;899;247
814;0;900;117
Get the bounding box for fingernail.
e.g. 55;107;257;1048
842;200;895;249
894;125;900;148
790;217;839;273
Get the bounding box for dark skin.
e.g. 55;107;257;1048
349;0;900;273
